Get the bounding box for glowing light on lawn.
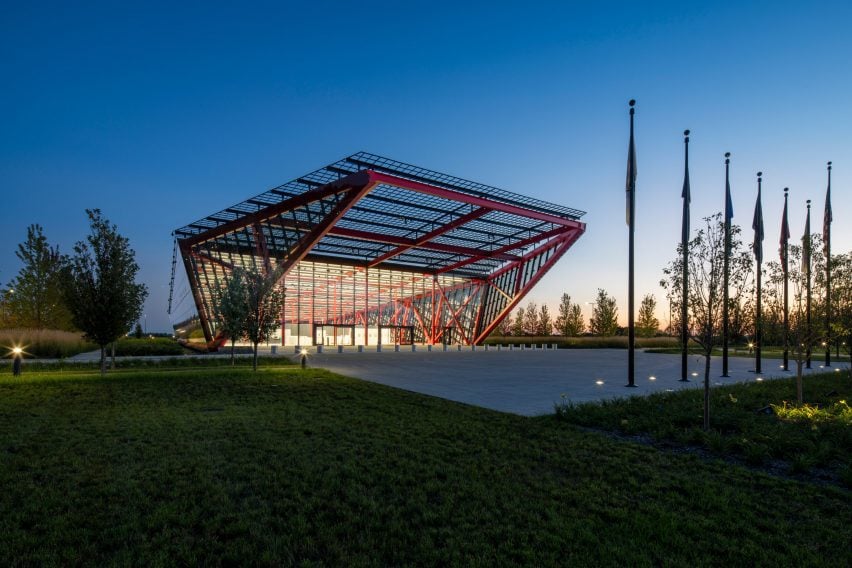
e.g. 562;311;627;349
12;347;22;355
648;376;656;381
748;342;754;348
595;379;604;385
300;349;308;356
835;368;841;373
691;372;698;377
756;377;764;382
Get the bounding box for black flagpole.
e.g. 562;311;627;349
825;161;832;367
805;199;812;369
754;172;764;374
680;130;690;382
722;152;732;377
626;100;637;388
782;187;790;371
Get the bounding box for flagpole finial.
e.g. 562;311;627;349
629;99;635;116
807;199;811;207
757;171;762;178
725;151;731;164
784;187;789;197
827;161;832;170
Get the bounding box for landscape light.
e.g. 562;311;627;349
648;376;656;381
756;377;764;382
12;347;22;355
748;342;754;348
595;379;604;385
691;372;698;377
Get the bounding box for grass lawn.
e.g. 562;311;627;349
557;372;852;484
0;367;849;565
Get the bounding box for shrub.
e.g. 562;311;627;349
113;337;185;356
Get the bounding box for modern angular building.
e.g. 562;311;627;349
172;153;586;348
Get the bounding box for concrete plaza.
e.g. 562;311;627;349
305;348;849;416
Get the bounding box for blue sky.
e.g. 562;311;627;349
1;1;850;331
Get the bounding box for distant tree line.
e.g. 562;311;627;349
493;289;660;338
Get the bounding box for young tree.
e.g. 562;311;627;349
661;214;753;429
134;322;143;339
211;269;250;365
523;301;538;335
538;304;552;336
589;289;618;336
494;314;513;336
243;268;285;371
512;307;525;336
62;210;148;374
566;303;584;336
554;294;584;336
7;224;72;330
830;252;852;378
636;293;659;337
554;294;572;336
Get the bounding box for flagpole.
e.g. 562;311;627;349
680;130;690;382
722;152;732;377
626;99;637;388
805;199;812;369
754;172;763;374
782;187;790;372
825;161;832;367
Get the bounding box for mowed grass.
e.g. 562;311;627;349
556;373;852;483
0;369;849;565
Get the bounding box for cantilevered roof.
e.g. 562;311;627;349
174;152;586;278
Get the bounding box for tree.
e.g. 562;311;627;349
661;214;752;429
512;307;525;336
589;289;618;336
134;322;143;339
494;314;513;337
62;209;148;374
636;294;659;337
830;252;852;378
211;268;250;365
523;301;538;335
243;268;285;371
7;224;72;330
554;294;584;336
538;304;552;336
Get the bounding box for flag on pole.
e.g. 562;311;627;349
752;177;764;264
725;155;734;224
681;131;690;245
823;163;832;246
626;102;637;226
802;202;811;273
780;193;790;265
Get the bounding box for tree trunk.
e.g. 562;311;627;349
796;360;804;405
253;342;258;371
231;339;236;366
100;345;106;376
703;352;711;430
110;342;116;370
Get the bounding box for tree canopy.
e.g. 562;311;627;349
61;209;148;373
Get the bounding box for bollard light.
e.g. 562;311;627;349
11;346;23;377
300;348;307;369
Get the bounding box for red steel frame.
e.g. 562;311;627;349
178;167;585;347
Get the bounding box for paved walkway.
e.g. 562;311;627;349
42;345;850;417
304;348;849;416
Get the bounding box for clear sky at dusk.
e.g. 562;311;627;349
1;1;850;332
